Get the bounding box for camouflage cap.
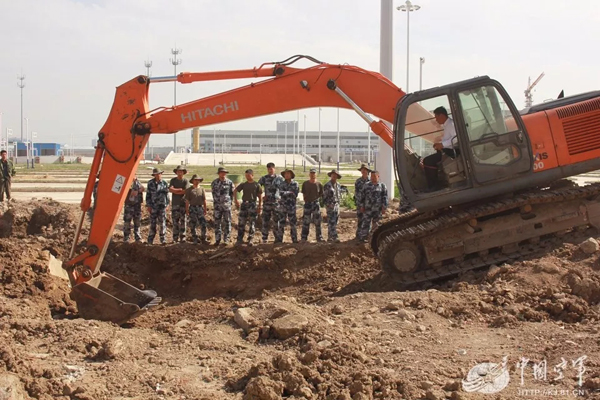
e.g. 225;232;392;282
217;167;229;174
151;168;164;175
190;174;204;182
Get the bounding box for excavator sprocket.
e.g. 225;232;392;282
372;182;600;286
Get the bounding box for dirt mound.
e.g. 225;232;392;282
0;200;79;317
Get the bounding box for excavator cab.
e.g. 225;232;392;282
395;76;533;212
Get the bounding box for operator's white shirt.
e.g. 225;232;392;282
441;117;457;149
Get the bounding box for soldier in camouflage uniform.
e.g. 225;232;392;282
354;164;371;240
323;169;342;243
146;168;170;244
234;169;263;245
123;175;144;242
358;170;388;242
169;165;190;243
258;162;283;243
275;169;299;243
300;168;324;242
211;167;235;245
185;174;208;244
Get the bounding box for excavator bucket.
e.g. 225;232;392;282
70;272;161;325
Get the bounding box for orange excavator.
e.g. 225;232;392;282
65;55;600;324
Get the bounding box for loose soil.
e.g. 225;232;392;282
1;199;600;399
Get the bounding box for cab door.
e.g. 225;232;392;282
455;82;532;184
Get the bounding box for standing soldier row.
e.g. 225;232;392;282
114;162;388;245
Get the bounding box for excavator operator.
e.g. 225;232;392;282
422;106;459;191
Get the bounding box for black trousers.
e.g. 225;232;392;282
423;148;459;189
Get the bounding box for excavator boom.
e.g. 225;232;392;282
66;56;406;324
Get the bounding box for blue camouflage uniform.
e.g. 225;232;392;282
123;178;144;242
211;178;235;243
323;180;342;241
354;177;369;238
258;174;283;242
146;178;170;244
358;181;388;241
275;179;299;243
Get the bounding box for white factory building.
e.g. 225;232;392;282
194;121;429;163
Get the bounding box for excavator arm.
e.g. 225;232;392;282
65;56;406;324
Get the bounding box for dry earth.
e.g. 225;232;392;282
1;200;600;399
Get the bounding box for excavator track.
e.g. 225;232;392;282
373;182;600;286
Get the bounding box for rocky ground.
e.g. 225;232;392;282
1;199;600;399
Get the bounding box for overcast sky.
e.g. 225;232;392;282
0;0;599;148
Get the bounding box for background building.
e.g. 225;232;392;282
16;142;62;157
196;121;430;163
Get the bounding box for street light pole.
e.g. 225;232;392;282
336;108;340;169
419;57;425;90
303;114;307;172
170;47;182;152
24;117;29;168
31;131;37;169
17;74;25;142
285;123;288;167
378;0;395;201
367;124;371;166
318;108;322;173
397;0;421;92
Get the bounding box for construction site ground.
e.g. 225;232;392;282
1;168;600;399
